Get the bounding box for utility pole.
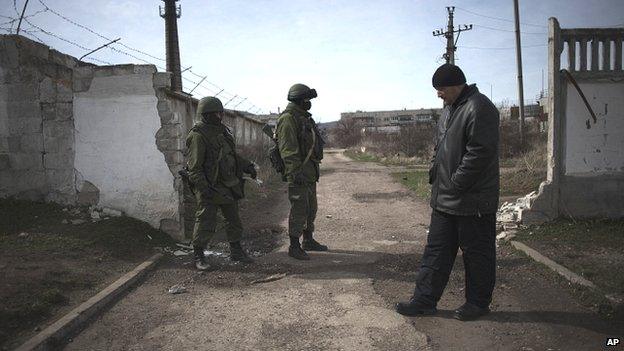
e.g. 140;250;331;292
513;0;525;148
432;7;473;64
160;0;183;92
16;0;30;35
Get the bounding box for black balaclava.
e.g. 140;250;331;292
202;112;222;125
301;100;312;111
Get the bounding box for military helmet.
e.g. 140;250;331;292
287;83;317;102
197;96;224;116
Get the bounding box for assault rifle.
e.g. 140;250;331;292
262;124;286;177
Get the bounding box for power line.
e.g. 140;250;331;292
473;24;546;35
458;44;547;50
455;6;547;28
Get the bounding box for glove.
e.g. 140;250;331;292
293;172;306;185
199;187;216;201
245;164;257;179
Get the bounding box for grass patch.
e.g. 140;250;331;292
344;149;381;163
515;219;624;298
500;168;546;196
391;171;430;200
344;149;428;167
500;147;547;196
0;198;176;348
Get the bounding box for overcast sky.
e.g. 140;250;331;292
1;0;623;122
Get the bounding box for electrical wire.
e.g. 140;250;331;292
454;6;547;28
473;24;546;35
458;44;547;50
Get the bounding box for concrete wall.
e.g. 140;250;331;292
512;20;624;224
0;35;77;204
73;65;180;233
564;81;624;174
1;34;271;240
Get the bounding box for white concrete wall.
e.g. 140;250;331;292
564;81;624;174
74;71;178;229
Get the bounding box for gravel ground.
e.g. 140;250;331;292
64;149;623;351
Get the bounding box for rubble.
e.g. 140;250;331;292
71;219;86;225
167;284;187;294
203;249;227;257
102;207;123;217
496;231;517;242
497;193;534;226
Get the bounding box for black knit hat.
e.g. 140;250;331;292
432;63;466;88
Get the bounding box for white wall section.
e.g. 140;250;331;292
74;72;178;229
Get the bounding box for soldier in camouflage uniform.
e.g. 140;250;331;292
276;84;327;260
185;96;257;270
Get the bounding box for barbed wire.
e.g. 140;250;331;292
32;0;265;114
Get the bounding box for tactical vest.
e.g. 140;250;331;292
283;108;324;163
191;122;244;198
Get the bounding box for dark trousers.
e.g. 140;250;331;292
413;209;496;308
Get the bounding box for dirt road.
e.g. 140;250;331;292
67;150;622;351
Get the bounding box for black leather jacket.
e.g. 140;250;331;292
429;84;500;216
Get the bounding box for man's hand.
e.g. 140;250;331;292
293;172;306;185
244;164;257;179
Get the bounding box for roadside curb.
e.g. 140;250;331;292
15;253;164;351
510;240;597;288
509;240;624;309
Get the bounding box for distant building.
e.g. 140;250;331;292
340;108;441;133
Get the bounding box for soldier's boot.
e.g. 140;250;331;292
301;231;328;252
193;245;210;271
288;236;310;260
229;241;254;263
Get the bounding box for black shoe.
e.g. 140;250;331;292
288;246;310;260
454;302;490;321
395;299;437;316
230;242;254;264
302;238;328;251
193;246;210;271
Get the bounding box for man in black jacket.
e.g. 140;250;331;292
396;64;500;321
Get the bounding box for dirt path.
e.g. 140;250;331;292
66;150;622;351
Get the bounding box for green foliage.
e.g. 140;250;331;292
344;149;381;163
391;171;431;200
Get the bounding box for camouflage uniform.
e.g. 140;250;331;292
184;96;256;269
276;102;323;239
186;120;253;246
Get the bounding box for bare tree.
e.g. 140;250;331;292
331;118;362;148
